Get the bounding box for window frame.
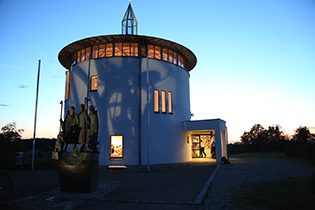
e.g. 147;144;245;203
73;43;185;69
92;45;99;59
154;90;159;113
65;71;71;100
110;135;124;159
168;91;173;114
99;44;106;58
161;90;167;113
105;43;113;57
115;43;123;56
90;75;98;91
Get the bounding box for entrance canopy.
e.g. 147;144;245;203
183;119;228;163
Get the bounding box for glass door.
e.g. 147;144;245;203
191;135;200;158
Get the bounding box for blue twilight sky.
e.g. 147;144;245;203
0;0;314;142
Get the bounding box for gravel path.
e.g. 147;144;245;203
203;158;315;210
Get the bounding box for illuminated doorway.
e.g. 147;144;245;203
191;131;215;158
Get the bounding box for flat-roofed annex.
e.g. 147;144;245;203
58;34;197;71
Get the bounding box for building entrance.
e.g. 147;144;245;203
191;133;214;158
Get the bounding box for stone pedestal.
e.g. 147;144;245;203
52;151;99;193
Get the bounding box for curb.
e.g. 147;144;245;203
194;164;221;204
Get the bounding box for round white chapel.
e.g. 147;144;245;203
58;3;228;166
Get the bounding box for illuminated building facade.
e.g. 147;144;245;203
58;3;228;166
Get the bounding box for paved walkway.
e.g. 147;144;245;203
3;158;218;210
2;157;314;210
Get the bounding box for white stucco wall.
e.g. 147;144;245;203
65;56;192;166
140;58;192;165
65;57;141;165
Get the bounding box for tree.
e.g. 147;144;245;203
265;125;284;142
292;126;315;143
0;122;24;151
240;124;267;152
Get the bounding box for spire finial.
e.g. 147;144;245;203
122;2;138;35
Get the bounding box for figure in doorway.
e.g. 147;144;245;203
200;140;206;158
211;139;216;159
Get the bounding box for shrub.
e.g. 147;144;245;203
261;140;289;152
284;141;302;157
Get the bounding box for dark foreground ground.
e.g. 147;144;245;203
1;157;314;210
2;158;217;210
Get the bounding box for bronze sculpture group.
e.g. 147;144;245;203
54;103;99;154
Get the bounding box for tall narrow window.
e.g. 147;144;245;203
154;90;159;113
99;44;105;58
86;47;91;60
173;52;177;64
162;90;166;113
123;43;130;56
178;55;182;67
148;45;154;58
131;43;138;56
168;50;173;63
65;71;71;100
141;45;146;57
115;43;123;56
168;91;173;114
92;45;99;59
155;46;161;60
71;54;76;64
162;48;168;61
106;43;113;57
91;75;98;91
110;135;123;158
81;49;86;61
77;51;81;63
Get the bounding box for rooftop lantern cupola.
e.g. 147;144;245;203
122;1;138;35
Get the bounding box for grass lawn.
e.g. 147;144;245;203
230;151;315;165
230;151;285;158
231;177;315;210
229;151;315;210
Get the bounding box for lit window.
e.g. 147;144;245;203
99;44;105;58
181;57;185;68
86;47;91;60
141;45;146;57
92;45;99;59
148;45;154;58
162;91;166;113
173;52;177;64
115;43;123;56
106;43;113;57
81;49;86;61
123;43;130;56
154;90;159;113
110;135;123;158
155;46;161;60
162;48;168;61
168;91;173;114
65;71;71;100
168;50;173;63
91;75;98;91
72;54;76;64
131;43;138;56
77;51;81;63
179;55;185;68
